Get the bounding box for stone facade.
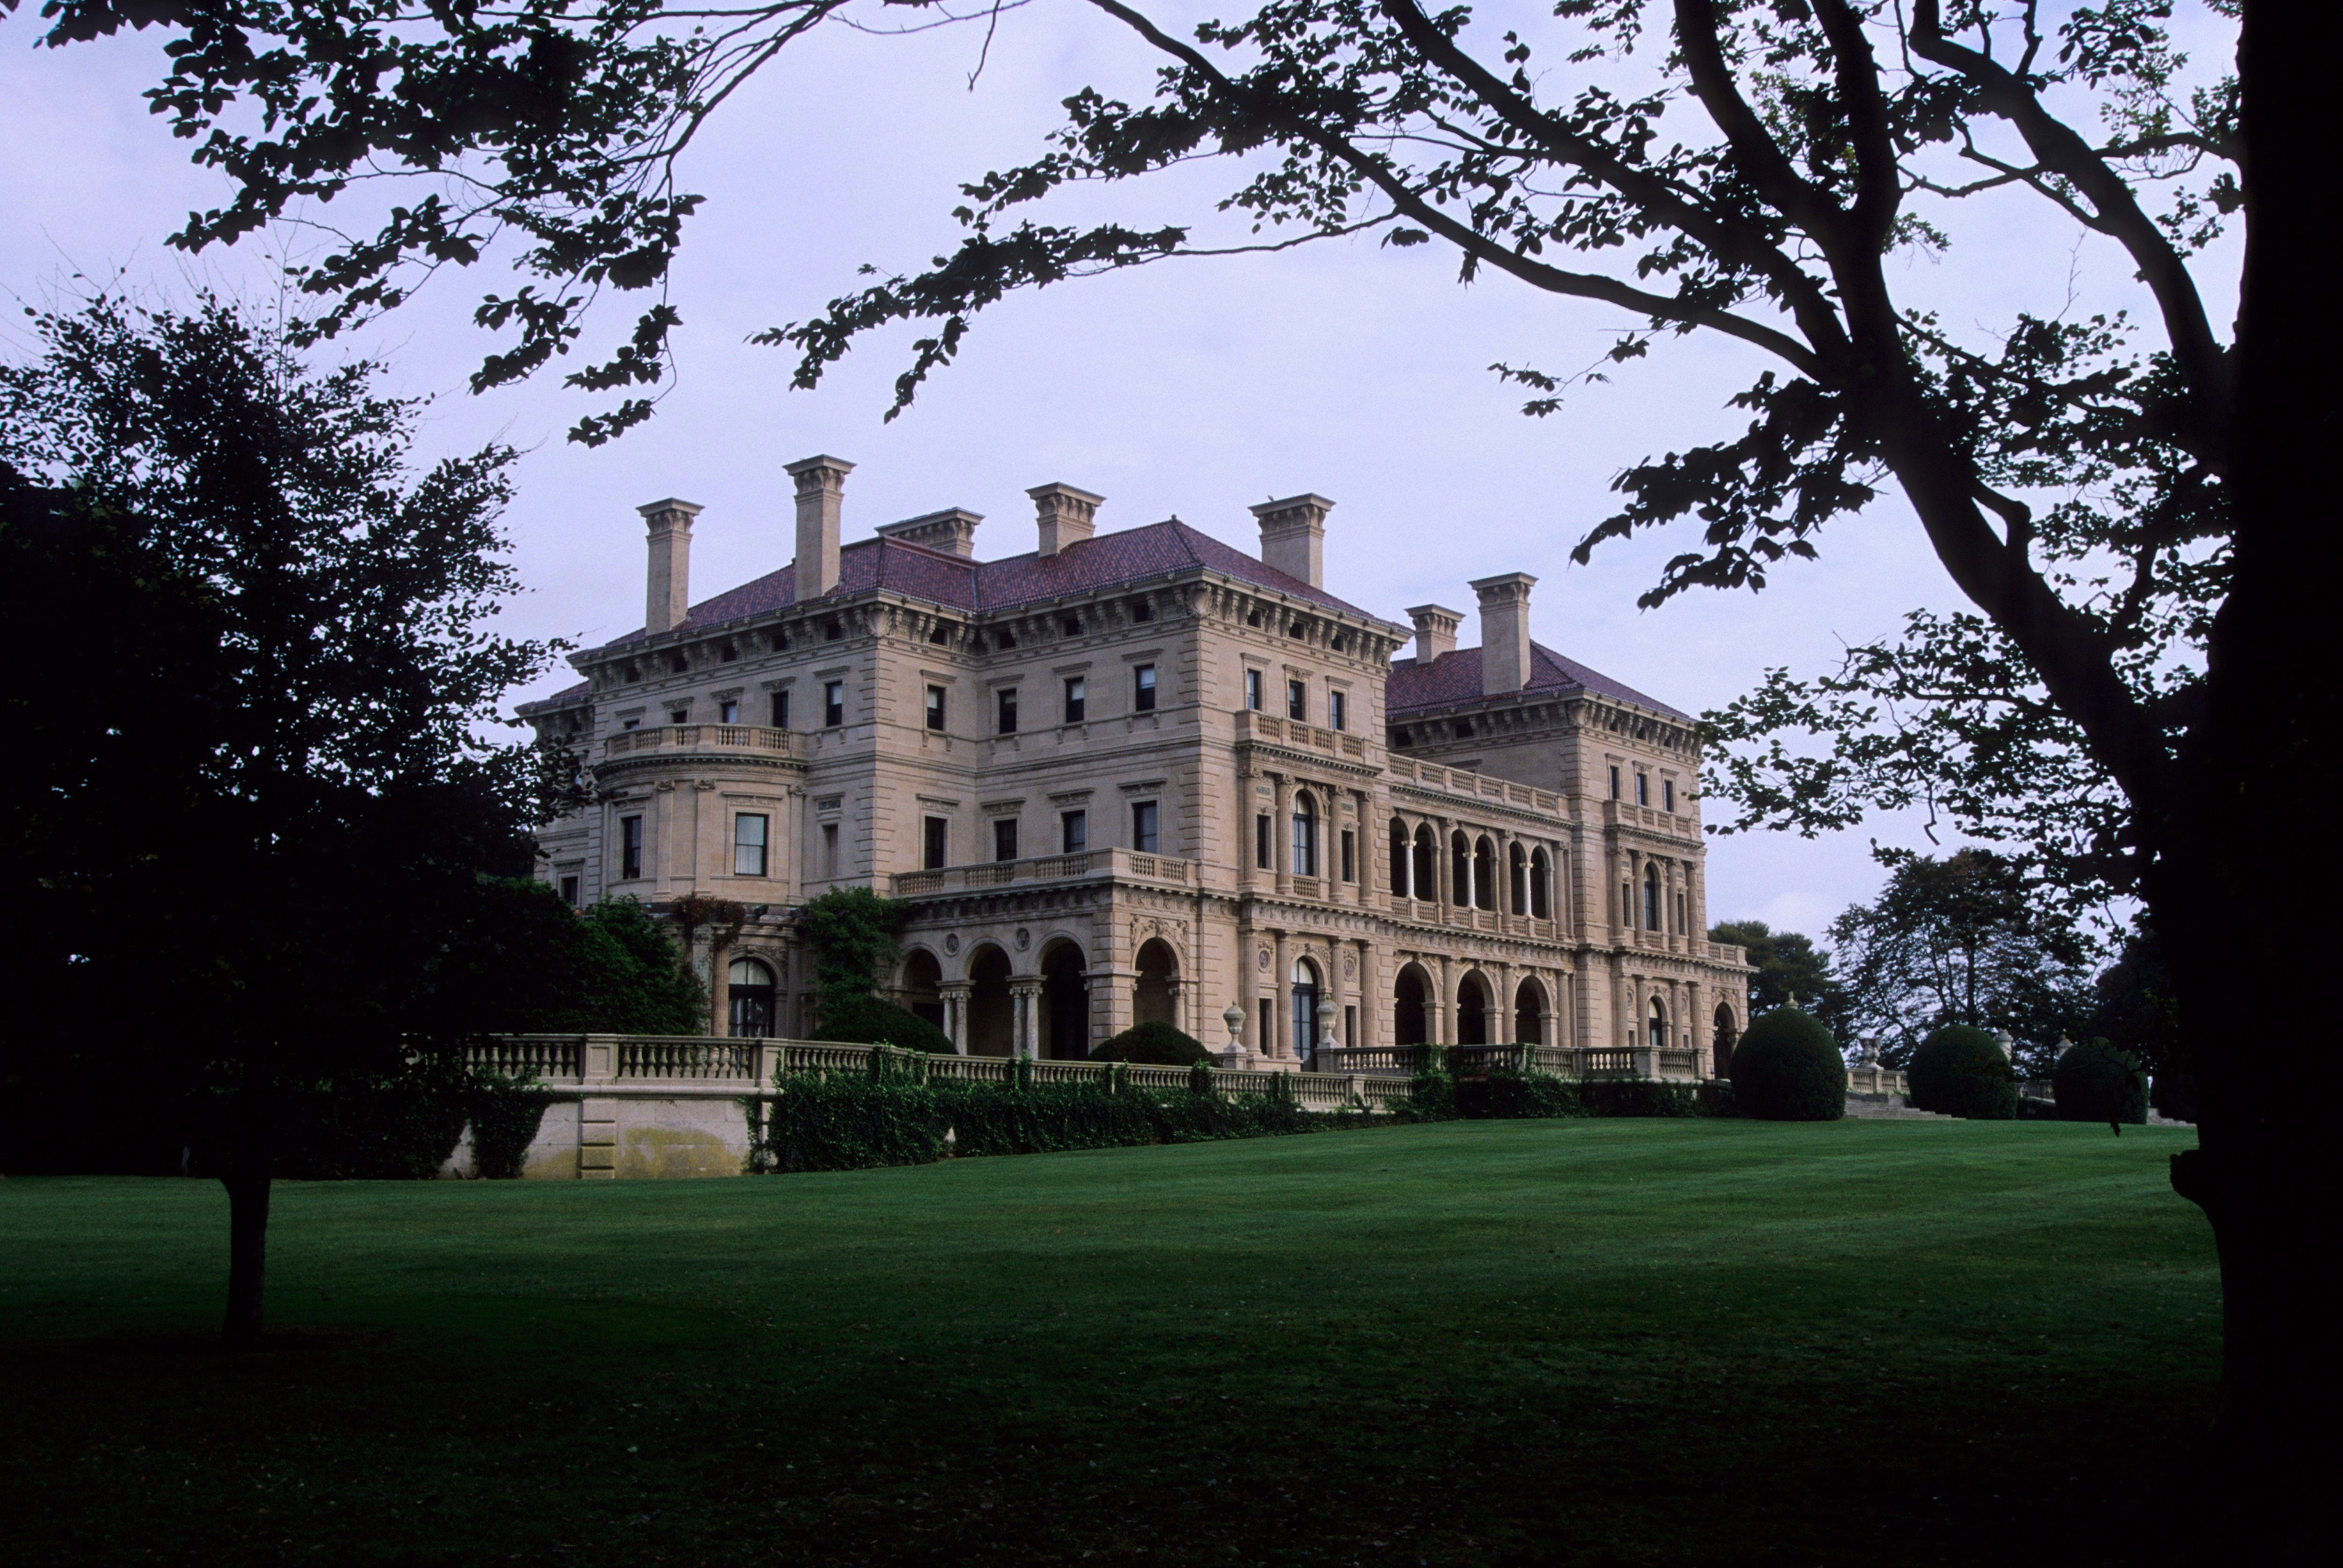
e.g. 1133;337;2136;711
519;460;1750;1070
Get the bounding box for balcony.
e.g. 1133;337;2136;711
890;847;1197;898
602;724;804;763
1233;709;1369;761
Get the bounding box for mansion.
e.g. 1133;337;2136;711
519;456;1750;1070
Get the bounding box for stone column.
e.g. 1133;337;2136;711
1237;919;1260;1051
1353;789;1373;907
1011;980;1043;1059
1273;776;1293;896
1271;929;1291;1059
940;982;971;1054
1436;954;1456;1046
1436;817;1455;907
1494;828;1515;921
1355;939;1378;1048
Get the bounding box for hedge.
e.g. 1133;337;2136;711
1729;1009;1847;1121
812;992;956;1054
1908;1025;2020;1120
2052;1039;2149;1125
1090;1021;1212;1065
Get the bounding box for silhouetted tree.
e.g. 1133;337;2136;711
1708;919;1850;1037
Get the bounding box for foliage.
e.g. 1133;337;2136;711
468;1073;556;1179
0;292;565;1336
1458;1070;1585;1120
1828;850;2096;1073
261;1062;473;1181
798;887;910;1014
812;992;955;1055
2089;922;2183;1081
1709;921;1850;1034
424;880;704;1036
1395;1069;1459;1122
1729;1010;1848;1122
1908;1026;2020;1121
1092;1021;1211;1066
2053;1040;2149;1127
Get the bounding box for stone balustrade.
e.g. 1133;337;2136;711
889;847;1195;898
601;723;803;761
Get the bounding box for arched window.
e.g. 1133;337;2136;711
1389;818;1411;897
1474;836;1497;911
1713;1003;1740;1076
1529;848;1552;920
1412;825;1437;900
1291;792;1318;877
1643;863;1663;930
1291;958;1323;1065
727;957;776;1039
1648;996;1669;1053
1508;842;1528;915
1451;831;1472;907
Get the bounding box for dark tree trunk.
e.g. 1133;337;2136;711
2158;4;2343;1553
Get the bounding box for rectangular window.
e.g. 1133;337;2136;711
1060;810;1088;854
1663;779;1676;812
923;816;948;870
770;690;789;729
719;698;740;724
925;684;946;732
823;680;844;728
1340;829;1356;883
1609;765;1621;800
1245;669;1263;711
1259;998;1273;1051
733;813;769;877
1063;676;1086;724
1131;801;1159;853
1256;813;1273;869
993;818;1019;862
622;717;641;730
822;823;840;878
1134;663;1157;713
1329;690;1347;732
619;815;644;881
1635;773;1649;806
668;706;689;725
997;687;1019;734
558;875;580;907
1287;679;1307;722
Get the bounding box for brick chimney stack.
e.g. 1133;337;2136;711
639;498;702;635
786;454;854;597
1029;483;1104;557
1471;572;1537;694
1250;493;1335;588
1407;603;1463;667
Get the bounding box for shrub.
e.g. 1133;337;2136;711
1729;1009;1847;1121
1091;1021;1211;1065
1908;1025;2019;1119
269;1064;471;1179
468;1072;555;1178
812;992;955;1054
1581;1079;1710;1117
1459;1070;1584;1119
2150;1066;2196;1122
2052;1039;2149;1125
1396;1069;1458;1121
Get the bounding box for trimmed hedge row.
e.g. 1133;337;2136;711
1403;1070;1737;1122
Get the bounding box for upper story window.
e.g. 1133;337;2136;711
1663;779;1675;812
558;874;580;907
922;816;948;871
1134;664;1157;713
995;628;1017;650
1063;676;1087;724
1062;615;1084;638
1245;669;1264;711
997;688;1019;735
1339;828;1356;883
824;620;843;642
821;822;840;878
619;815;644;881
925;685;946;731
1291;795;1318;877
668;706;688;725
1635;772;1650;807
1129;599;1154;623
1287;679;1307;722
823;680;845;728
718;699;739;724
719;642;738;663
993;818;1019;862
1329;690;1347;731
733;814;769;877
1060;809;1088;854
622;717;642;731
1131;801;1159;854
928;624;951;645
1608;765;1621;800
770;690;790;729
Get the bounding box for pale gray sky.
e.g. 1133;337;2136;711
0;5;2237;941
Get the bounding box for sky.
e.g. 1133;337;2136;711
0;4;2239;942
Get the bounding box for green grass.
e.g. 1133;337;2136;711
2;1119;2215;1566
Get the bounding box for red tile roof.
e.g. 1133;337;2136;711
1386;643;1688;723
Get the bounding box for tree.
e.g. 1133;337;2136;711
1708;919;1848;1035
1826;849;2094;1073
21;0;2338;1516
0;294;564;1341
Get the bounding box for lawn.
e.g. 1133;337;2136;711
3;1119;2215;1567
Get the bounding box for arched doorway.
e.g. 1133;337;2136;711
1648;996;1669;1052
1412;825;1437;899
1474;837;1497;911
1389;818;1410;896
1394;964;1430;1046
1451;832;1472;907
1040;941;1090;1058
1290;957;1323;1068
901;949;944;1031
1456;972;1492;1046
1530;849;1552;919
1514;978;1546;1046
1714;1003;1739;1076
727;957;776;1038
967;945;1014;1056
1134;939;1179;1027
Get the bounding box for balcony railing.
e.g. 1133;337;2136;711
890;847;1196;898
1311;1044;1708;1084
602;723;803;761
1233;709;1369;759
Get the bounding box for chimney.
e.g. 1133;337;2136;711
1406;603;1463;667
639;498;702;635
1470;572;1537;694
1250;493;1335;588
786;454;854;597
1029;482;1104;557
874;507;983;558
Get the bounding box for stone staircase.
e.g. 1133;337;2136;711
1843;1092;1954;1121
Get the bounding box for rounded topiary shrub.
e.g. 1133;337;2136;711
2053;1039;2149;1125
812;992;956;1054
1908;1025;2019;1119
1728;1008;1847;1121
1090;1020;1211;1065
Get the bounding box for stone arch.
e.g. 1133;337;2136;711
1451;831;1472;907
1412;825;1437;900
1291;789;1320;878
1529;848;1552;920
1508;842;1528;915
727;956;776;1039
966;944;1014;1057
1714;1003;1740;1075
1456;970;1494;1045
899;948;944;1030
1389;817;1411;896
1513;976;1549;1047
1474;837;1497;911
1291;956;1325;1065
1643;862;1663;930
1134;938;1179;1028
1039;938;1090;1059
1648;995;1669;1052
1394;962;1432;1046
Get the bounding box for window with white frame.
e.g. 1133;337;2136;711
733;813;769;877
